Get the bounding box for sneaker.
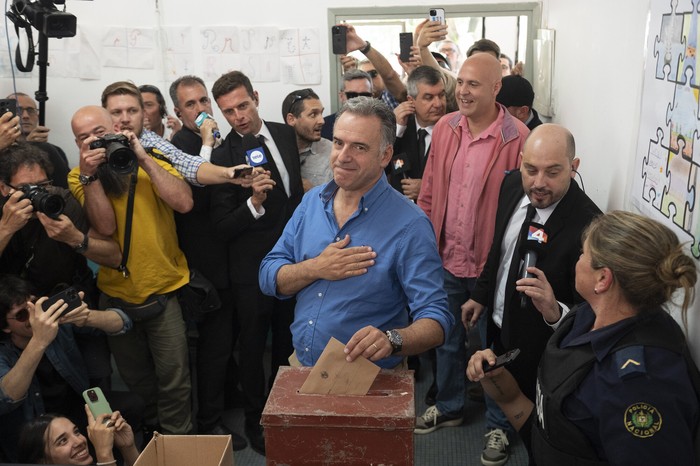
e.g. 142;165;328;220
414;405;463;434
481;428;510;466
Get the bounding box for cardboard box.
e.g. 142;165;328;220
133;432;233;466
262;366;415;466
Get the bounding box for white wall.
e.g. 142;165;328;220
2;0;649;215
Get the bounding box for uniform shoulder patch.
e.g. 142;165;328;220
614;345;646;379
624;402;662;438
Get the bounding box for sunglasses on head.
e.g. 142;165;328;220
366;70;379;78
7;307;29;323
344;91;373;99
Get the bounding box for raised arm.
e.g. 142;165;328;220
74;137;117;236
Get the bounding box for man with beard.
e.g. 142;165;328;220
281;88;333;191
389;66;446;201
461;124;601;463
68;99;194;436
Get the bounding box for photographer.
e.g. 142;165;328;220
0;143;122;294
0;275;139;463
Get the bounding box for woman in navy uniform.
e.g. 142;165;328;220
467;210;700;466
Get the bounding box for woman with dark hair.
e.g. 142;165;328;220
18;407;139;465
467;211;700;465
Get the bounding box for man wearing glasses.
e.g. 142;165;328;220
6;93;70;188
0;142;121;297
282;88;333;191
320;69;373;141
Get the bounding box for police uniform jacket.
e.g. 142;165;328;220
533;303;700;466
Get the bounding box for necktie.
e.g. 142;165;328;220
501;203;537;345
256;135;283;191
417;128;428;170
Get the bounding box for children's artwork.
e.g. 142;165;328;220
101;27;156;69
633;0;700;258
163;27;194;80
279;28;321;84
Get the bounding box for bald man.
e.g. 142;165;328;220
415;53;529;439
461;124;601;463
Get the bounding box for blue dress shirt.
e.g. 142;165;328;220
259;175;452;368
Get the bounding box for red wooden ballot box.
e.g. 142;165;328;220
262;366;415;465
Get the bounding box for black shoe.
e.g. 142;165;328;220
202;424;247;451
424;381;437;406
245;421;266;456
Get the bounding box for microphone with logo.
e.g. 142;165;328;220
519;222;548;308
391;154;412;179
241;133;271;190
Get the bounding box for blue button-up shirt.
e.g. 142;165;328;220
259;175;452;368
140;129;204;186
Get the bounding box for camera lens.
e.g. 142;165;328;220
105;143;137;174
88;390;98;402
430;9;436;15
22;187;65;219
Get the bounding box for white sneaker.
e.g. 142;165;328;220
481;428;509;466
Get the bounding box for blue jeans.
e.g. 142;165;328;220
478;312;515;433
435;269;475;417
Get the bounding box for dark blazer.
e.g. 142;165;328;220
471;170;601;398
171;127;229;289
321;113;336;141
209;121;303;285
388;115;429;192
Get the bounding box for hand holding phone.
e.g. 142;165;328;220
429;8;446;25
233;166;254;178
83;387;113;425
0;99;17;118
482;348;520;373
332;25;348;55
399;32;414;62
42;287;82;317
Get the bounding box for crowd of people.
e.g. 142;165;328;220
0;17;698;466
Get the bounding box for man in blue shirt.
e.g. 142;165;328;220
259;97;452;369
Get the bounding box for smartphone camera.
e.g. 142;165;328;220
87;389;99;402
429;9;437;16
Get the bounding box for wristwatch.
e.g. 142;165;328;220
385;329;403;355
360;41;371;54
79;173;98;186
74;232;89;254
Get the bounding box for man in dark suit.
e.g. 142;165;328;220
461;124;601;464
320;69;373;141
389;66;446;200
209;71;304;456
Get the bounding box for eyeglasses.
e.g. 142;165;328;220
6;180;53;191
18;107;38;116
365;70;379;78
344;91;373;99
7;307;30;323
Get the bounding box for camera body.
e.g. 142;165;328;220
19;184;64;219
89;134;137;174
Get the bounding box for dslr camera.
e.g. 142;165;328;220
20;184;65;219
89;134;137;174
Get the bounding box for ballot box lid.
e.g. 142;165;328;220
262;366;415;429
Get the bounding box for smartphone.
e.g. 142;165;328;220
233;166;254;178
82;387;113;424
429;8;446;25
331;25;347;55
399;32;413;62
43;286;82;317
482;348;521;373
0;99;17;118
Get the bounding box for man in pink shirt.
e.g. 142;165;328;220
416;52;529;461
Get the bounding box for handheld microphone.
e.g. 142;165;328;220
391;154;412;179
519;222;548;308
241;134;268;167
195;112;221;140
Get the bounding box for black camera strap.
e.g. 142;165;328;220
118;169;139;278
